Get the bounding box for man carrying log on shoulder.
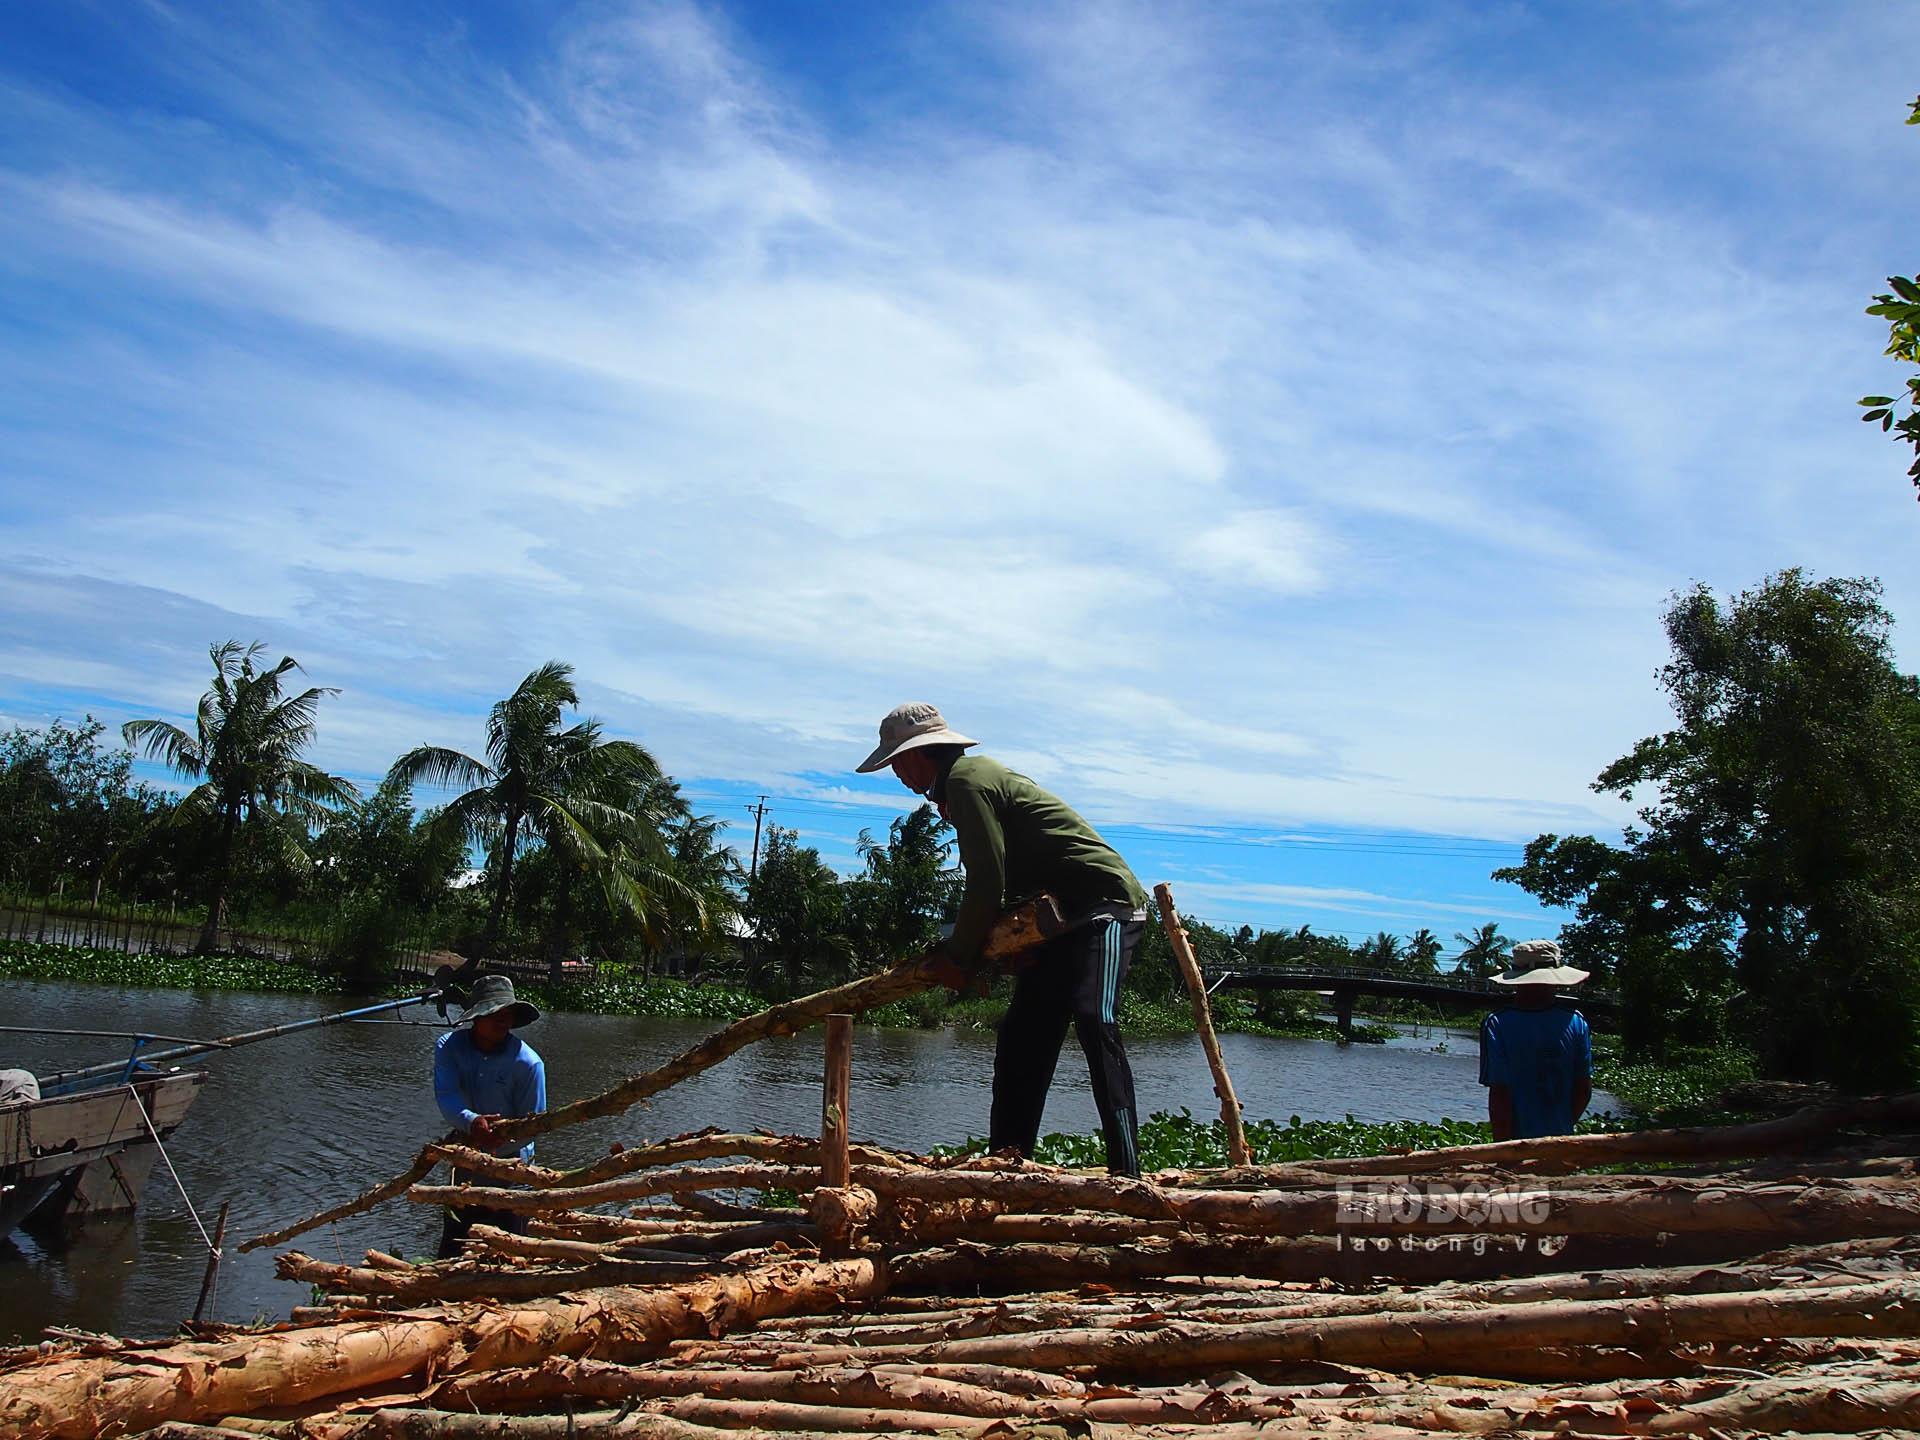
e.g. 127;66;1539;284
432;974;547;1257
1479;939;1593;1140
857;701;1149;1178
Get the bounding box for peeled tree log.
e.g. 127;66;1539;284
431;1357;1066;1420
378;1356;1920;1436
275;1250;721;1303
0;1256;885;1440
412;1163;821;1215
244;900;1061;1252
460;1224;736;1266
753;1241;1905;1353
1172;1090;1920;1184
855;1165;1920;1241
429;1131;915;1192
846;1277;1920;1379
887;1228;1892;1291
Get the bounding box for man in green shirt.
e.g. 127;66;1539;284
858;701;1148;1177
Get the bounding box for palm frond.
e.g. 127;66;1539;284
281;760;359;809
121;718;204;778
388;745;495;793
527;793;613;867
425;788;503;851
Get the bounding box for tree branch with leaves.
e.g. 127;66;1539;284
1857;96;1920;500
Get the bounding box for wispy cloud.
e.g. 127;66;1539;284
1;0;1915;935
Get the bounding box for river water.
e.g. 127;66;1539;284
0;980;1610;1341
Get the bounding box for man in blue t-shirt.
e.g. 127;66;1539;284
432;974;547;1258
1479;939;1592;1140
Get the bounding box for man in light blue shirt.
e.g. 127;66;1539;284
432;974;546;1257
1479;940;1592;1141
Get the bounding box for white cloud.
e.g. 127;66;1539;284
1;0;1916;940
1176;509;1326;595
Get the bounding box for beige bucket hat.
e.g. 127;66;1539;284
458;974;541;1028
856;701;978;773
1493;938;1590;987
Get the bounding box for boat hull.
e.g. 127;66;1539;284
0;1072;207;1233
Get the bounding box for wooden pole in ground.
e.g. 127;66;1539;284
1154;882;1250;1166
190;1200;230;1325
822;1014;853;1190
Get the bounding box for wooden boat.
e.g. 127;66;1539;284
1;991;437;1241
0;1070;206;1235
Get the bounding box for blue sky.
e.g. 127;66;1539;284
1;1;1915;955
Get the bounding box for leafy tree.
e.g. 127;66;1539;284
0;717;171;900
1358;931;1405;972
1406;927;1444;975
387;661;689;968
122;642;357;952
1497;571;1920;1087
843;805;961;971
1451;923;1511;978
643;779;744;966
312;776;466;980
743;825;850;995
1858;96;1920;501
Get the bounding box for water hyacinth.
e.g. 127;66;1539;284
0;939;347;995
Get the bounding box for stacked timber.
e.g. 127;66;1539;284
6;1096;1920;1438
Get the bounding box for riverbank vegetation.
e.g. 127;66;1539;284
1497;571;1920;1089
7;571;1918;1098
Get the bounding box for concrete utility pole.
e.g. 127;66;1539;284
746;796;770;883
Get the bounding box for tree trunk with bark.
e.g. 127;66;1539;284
0;1256;884;1440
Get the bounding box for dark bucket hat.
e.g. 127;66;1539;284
459;974;540;1028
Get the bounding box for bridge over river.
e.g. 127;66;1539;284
1199;963;1617;1037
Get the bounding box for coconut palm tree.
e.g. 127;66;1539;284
387;662;692;967
1360;931;1405;972
1452;922;1512;979
122;641;357;953
1407;927;1444;975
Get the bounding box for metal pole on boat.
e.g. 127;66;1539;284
32;991;439;1095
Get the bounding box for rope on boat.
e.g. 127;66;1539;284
127;1084;219;1257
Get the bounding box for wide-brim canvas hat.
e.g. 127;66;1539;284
855;701;978;773
459;974;540;1028
1493;938;1589;988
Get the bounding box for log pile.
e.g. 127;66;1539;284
6;1098;1920;1439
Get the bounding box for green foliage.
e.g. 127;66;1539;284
842;806;961;971
939;1108;1496;1169
512;970;760;1021
0;939;347;995
122;641;357;952
1450;923;1511;979
1498;572;1920;1087
388;661;698;969
1593;1046;1759;1126
743;825;855;996
1859;98;1920;499
0;717;178;900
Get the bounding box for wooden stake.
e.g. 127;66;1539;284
822;1014;853;1191
1154;882;1250;1166
191;1200;230;1325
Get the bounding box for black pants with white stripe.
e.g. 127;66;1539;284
990;916;1144;1177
